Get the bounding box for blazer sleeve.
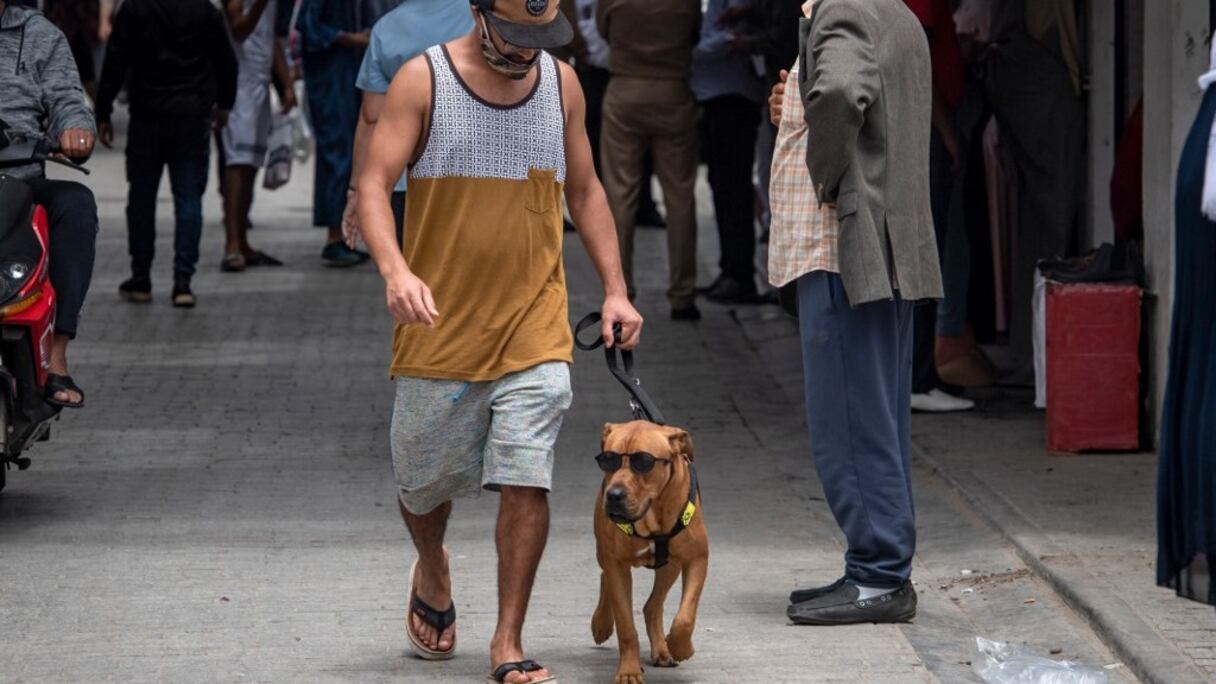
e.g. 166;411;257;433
801;0;879;204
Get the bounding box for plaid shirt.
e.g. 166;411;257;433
766;61;840;288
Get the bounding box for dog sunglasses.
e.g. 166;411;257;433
595;451;674;474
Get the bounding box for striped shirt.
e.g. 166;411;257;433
767;59;840;288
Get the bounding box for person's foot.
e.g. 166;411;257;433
221;252;246;272
671;303;701;321
705;276;758;304
910;388;975;413
787;580;917;625
636;203;667;229
410;552;455;655
490;639;554;683
118;276;152;303
789;577;847;605
321;241;370;268
172;278;196;309
695;274;726;295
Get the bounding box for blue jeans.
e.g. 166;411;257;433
797;271;916;587
126;115;210;279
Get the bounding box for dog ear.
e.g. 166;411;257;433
602;423;617;449
666;427;694;462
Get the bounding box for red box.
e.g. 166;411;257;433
1045;283;1142;453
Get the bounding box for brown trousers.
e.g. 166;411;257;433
600;76;698;309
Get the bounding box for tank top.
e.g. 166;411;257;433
390;46;572;382
232;0;275;86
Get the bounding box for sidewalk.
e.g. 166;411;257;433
733;306;1216;684
0;116;1143;683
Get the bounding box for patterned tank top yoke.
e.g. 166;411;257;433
411;46;567;183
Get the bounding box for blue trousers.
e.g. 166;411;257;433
797;271;916;587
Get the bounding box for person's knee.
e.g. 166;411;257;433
499;485;548;506
49;182;98;227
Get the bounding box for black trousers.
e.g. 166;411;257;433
127;115;211;280
701;95;760;283
25;177;97;339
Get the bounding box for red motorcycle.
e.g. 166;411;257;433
0;135;87;492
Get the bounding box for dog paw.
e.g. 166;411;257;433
666;632;695;662
614;670;645;684
590;611;614;645
651;647;677;668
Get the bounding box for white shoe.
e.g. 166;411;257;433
911;389;975;413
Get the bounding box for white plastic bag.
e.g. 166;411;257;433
291;80;313;163
973;637;1109;684
262;110;294;191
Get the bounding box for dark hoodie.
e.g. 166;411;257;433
0;2;95;179
95;0;238;123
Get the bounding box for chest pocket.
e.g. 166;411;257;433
525;167;557;214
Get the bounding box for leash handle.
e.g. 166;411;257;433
573;312;666;425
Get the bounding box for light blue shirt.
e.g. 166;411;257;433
357;0;475;190
690;0;765;104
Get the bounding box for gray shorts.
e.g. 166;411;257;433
390;362;573;515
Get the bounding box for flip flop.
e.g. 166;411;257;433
406;558;456;660
487;660;556;683
44;373;85;409
221;253;246;272
244;250;283;267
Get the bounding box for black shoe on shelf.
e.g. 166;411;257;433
671;304;702;321
171;278;196;309
787;580;917;626
119;276;152;303
705;276;758;304
636;204;667;229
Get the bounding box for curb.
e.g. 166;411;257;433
914;444;1210;684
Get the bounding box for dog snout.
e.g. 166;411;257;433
606;487;627;506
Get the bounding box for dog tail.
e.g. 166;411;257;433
590;572;615;645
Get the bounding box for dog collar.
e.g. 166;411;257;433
616;464;699;569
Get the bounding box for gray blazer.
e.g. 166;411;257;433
798;0;943;305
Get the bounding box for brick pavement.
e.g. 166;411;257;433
0;119;1136;683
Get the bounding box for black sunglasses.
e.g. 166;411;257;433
596;451;673;474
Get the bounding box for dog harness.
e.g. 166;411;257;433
615;465;699;570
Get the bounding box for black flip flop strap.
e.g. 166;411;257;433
573;312;666;425
411;594;456;631
45;374;84;403
492;660;543;681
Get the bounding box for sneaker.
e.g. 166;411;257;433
119;276;152;303
171;279;196;308
911;389;975;413
322;241;371;268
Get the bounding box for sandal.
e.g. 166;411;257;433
488;660;556;683
45;373;85;409
221;253;246;272
244;250;283;267
406;558;456;661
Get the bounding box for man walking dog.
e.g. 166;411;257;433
773;0;941;624
356;0;641;680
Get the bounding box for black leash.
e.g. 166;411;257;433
573;312;666;425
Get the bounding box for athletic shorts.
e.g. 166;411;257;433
221;79;272;168
390;362;573;515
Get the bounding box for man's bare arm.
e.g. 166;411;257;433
357;58;437;326
559;62;642;349
225;0;271;42
352;92;387;191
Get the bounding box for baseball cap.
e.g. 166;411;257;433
472;0;574;50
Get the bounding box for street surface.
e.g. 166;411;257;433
0;115;1136;683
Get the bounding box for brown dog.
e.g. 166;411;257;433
592;421;709;684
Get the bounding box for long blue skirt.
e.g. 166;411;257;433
1157;86;1216;606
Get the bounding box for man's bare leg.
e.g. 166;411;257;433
491;486;551;683
400;498;455;652
222;165;254;256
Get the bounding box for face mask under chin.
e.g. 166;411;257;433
478;15;538;80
